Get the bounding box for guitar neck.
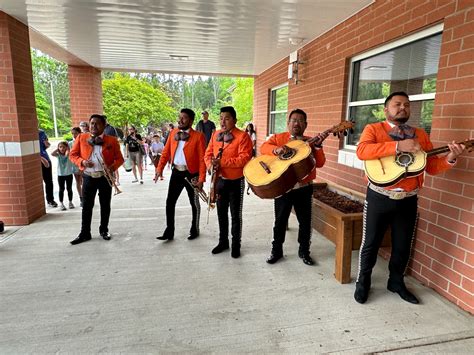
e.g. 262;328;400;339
427;146;450;157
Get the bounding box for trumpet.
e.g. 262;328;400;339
185;177;213;208
95;152;122;196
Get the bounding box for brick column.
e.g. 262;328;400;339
68;65;103;126
0;12;45;225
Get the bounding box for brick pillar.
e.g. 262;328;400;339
0;12;45;225
68;65;103;126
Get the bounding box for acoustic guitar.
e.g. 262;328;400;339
244;121;354;199
364;139;473;187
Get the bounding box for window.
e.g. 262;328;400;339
346;25;442;147
269;84;288;134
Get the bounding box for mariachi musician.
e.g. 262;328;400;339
260;108;327;266
154;108;206;241
69;114;124;245
354;91;466;305
204;106;253;258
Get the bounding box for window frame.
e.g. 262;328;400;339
268;83;288;135
343;23;444;150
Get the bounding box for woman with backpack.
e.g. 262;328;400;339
124;125;144;184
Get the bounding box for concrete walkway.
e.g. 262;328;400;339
1;165;472;353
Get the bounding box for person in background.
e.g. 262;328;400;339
142;137;150;170
79;121;89;133
39;129;58;208
150;134;164;168
51;141;75;211
70;127;84;207
124;125;144;184
245;123;257;157
195;110;216;147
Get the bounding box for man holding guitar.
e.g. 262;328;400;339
261;109;327;266
355;91;466;305
204;106;253;258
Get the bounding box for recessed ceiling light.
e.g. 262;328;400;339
169;55;189;61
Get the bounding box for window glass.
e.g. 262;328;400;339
269;85;288;134
347;33;441;146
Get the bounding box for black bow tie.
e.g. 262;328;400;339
174;131;190;141
88;136;104;146
388;124;416;141
216;131;234;143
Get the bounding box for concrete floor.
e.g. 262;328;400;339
1;164;473;353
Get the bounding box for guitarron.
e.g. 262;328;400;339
364;139;473;187
244;121;354;199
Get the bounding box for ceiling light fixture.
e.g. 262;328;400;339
169;55;189;61
288;37;305;46
364;65;388;70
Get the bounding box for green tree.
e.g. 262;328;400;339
35;91;52;130
231;77;254;127
31;49;71;136
102;73;176;130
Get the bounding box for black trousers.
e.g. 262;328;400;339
216;177;245;246
41;163;54;203
356;188;418;286
164;169;200;236
81;175;112;236
58;175;73;202
272;184;312;254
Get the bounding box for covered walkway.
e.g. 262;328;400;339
1;167;472;353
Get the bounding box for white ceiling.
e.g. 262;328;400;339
0;0;373;76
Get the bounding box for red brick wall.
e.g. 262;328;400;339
254;0;473;313
0;12;45;225
68;65;103;126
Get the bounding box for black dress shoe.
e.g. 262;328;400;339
70;235;91;245
387;282;419;304
100;232;111;240
354;282;370;304
231;247;241;258
211;242;229;254
298;251;314;265
266;252;283;264
157;234;174;241
187;233;199;240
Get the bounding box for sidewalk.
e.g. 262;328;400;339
0;166;472;353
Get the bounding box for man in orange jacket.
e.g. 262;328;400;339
154;108;206;241
355;91;466;305
260;108;327;266
69;114;124;245
204;106;253;258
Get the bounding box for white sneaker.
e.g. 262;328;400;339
132;179;138;183
69;202;75;209
60;203;67;211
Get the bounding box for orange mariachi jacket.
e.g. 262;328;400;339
69;133;124;171
156;128;207;182
260;132;326;184
204;127;253;180
357;121;453;191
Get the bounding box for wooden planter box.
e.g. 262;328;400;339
312;182;390;284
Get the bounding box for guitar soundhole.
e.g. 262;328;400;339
395;153;414;167
279;148;296;160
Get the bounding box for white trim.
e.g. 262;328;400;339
348;93;436;107
0;140;40;157
352;23;444;61
271;82;288;91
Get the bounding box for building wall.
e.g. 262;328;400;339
0;12;45;225
253;0;473;313
68;65;103;126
